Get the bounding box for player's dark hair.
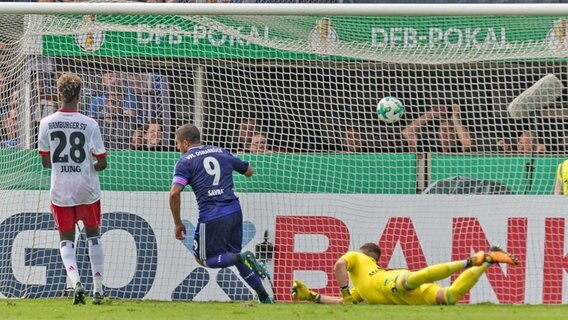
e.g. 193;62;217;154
57;73;82;103
176;124;200;144
360;242;381;260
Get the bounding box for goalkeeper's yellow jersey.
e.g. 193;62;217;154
557;159;568;195
341;251;441;305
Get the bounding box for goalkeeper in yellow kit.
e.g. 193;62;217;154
553;159;568;195
292;242;518;305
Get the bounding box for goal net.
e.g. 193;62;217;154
1;3;567;304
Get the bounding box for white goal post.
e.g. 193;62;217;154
1;3;568;305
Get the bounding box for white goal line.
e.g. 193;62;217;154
2;3;568;17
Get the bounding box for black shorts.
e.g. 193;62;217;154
193;211;243;260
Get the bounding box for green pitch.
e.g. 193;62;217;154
2;299;568;320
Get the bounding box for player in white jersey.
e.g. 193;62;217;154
37;73;108;305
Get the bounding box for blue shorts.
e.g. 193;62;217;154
193;211;243;260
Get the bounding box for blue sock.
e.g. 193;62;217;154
204;253;239;268
235;261;268;300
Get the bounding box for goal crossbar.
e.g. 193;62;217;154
3;3;568;17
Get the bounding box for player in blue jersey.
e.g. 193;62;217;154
169;124;275;304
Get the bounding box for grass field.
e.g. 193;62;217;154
2;299;568;320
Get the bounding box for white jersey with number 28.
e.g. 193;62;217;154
38;110;107;206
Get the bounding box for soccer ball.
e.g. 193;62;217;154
377;96;404;124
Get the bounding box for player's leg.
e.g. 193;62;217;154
442;247;518;305
442;263;490;305
197;214;243;269
199;213;268;278
194;213;274;303
227;213;274;303
79;200;106;304
234;261;274;303
240;250;270;280
397;251;486;291
51;203;84;305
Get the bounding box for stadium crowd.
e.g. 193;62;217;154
0;64;565;155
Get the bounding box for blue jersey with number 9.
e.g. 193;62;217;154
172;145;249;222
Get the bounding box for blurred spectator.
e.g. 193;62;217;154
246;132;272;153
97;90;136;150
28;59;58;150
342;126;365;153
497;130;546;154
138;118;166;151
130;125;145;151
0;71;10;116
34;58;57;120
125;72;166;125
234;118;260;153
9;89;18;110
36;92;57;121
1;89;19;148
402;104;472;153
87;72;136;120
1;108;18;148
554;158;568;195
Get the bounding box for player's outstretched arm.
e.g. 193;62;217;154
319;295;344;304
291;280;343;304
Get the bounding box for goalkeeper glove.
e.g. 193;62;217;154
292;280;321;303
340;286;356;304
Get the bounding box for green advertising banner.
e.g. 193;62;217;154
1;149;561;195
41;15;568;59
0;150;416;194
